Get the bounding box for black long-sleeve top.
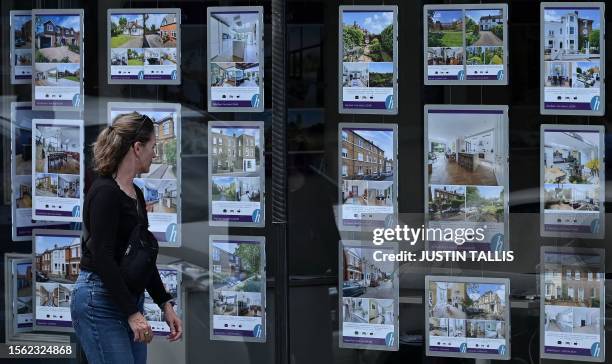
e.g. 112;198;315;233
80;175;172;317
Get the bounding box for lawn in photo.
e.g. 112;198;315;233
211;63;260;87
544;130;600;185
465;186;504;223
127;48;145;65
465;9;504;47
342;63;369;87
545;61;572;87
57;174;80;199
35;124;80;174
342;10;394;62
573;61;601;88
209;11;260;63
427;10;463;47
544;8;601;61
35;173;58;197
466;46;503;65
544;184;600;212
15;50;32;66
211;240;262;292
134;179;177;213
34;63;80;86
110;14;145;48
341;180;393;207
340;128;394;180
429;317;449;336
211;127;261;176
110;48;127;65
35;234;81;284
427;47;464;65
368;62;393;87
428;185;466;221
342;246;394;299
464;283;506;321
13;14;32;49
34;14;81;63
428;281;467;319
544;305;573;332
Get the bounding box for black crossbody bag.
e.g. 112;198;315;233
85;189;159;295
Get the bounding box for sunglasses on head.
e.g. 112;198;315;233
130;114;153;146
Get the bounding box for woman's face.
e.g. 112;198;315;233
136;133;156;173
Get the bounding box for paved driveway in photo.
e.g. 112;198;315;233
473;31;502;46
38;46;80;62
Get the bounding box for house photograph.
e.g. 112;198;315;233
543;260;602;307
35;235;80;284
127;48;145;65
110;13;176;48
35;14;81;63
34;62;80;87
342;10;394;62
35;173;58;197
211;62;260;88
35;124;81;175
209;11;260;63
428;112;506;186
57;174;80;199
13;15;32;49
342;246;394;299
465;9;504;47
465;186;504;223
544;8;601;61
544;130;600;185
573;61;600;88
110;14;145;48
211;240;262;293
428;185;466;222
134;179;177;213
37;282;59;307
427;10;463;47
340;128;393;181
465;283;506;321
428;281;467;319
211;127;261;176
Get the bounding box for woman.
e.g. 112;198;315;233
71;112;182;364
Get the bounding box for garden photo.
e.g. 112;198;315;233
427;10;463;47
342;10;394;62
110;13;177;48
465;9;503;47
465;186;504;223
211;240;262;293
466;46;503;65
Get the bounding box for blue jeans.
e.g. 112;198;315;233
71;270;146;364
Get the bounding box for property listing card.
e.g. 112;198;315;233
10;11;33;84
339;6;398;114
541;3;605;115
33;229;81;332
107;9;181;84
208;121;265;227
32;9;84;111
339;241;399;351
207;7;264;112
209;236;266;342
426;276;511;360
424;4;508;85
424;106;509;252
32;118;84;223
11;103;70;241
144;266;181;335
338;123;398;232
541;247;605;362
108;103;181;247
540;125;605;239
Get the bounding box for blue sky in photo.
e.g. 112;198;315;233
343;11;393;35
211;127;260;145
212;176;235;187
429;10;462;24
350;129;394;159
575;61;600;70
213;242;239;255
17;263;31;275
56;63;80;73
469;186;503;200
368;62;393;74
13;14;31;30
110;14;143;25
146;13;172;29
544;9;600;29
36;15;80;33
465;9;503;23
35;235;79;255
467;283;506;304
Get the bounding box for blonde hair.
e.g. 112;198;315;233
92;112;154;176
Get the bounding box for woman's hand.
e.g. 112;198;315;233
163;302;183;341
128;312;154;344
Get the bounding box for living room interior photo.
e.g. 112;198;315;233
544;131;600;185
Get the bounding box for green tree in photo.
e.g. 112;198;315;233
234;244;261;275
164;139;177;168
589;29;600;52
379;24;394;56
343;25;365;59
118;16;127;32
465;17;479;46
368;38;383;61
491;24;503;41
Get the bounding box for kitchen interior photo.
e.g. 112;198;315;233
428;113;506;186
544;131;600;185
209;12;259;63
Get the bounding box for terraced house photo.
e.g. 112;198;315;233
342;246;394;299
340;128;393;181
342;10;394;62
35;15;80;63
210;127;261;177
